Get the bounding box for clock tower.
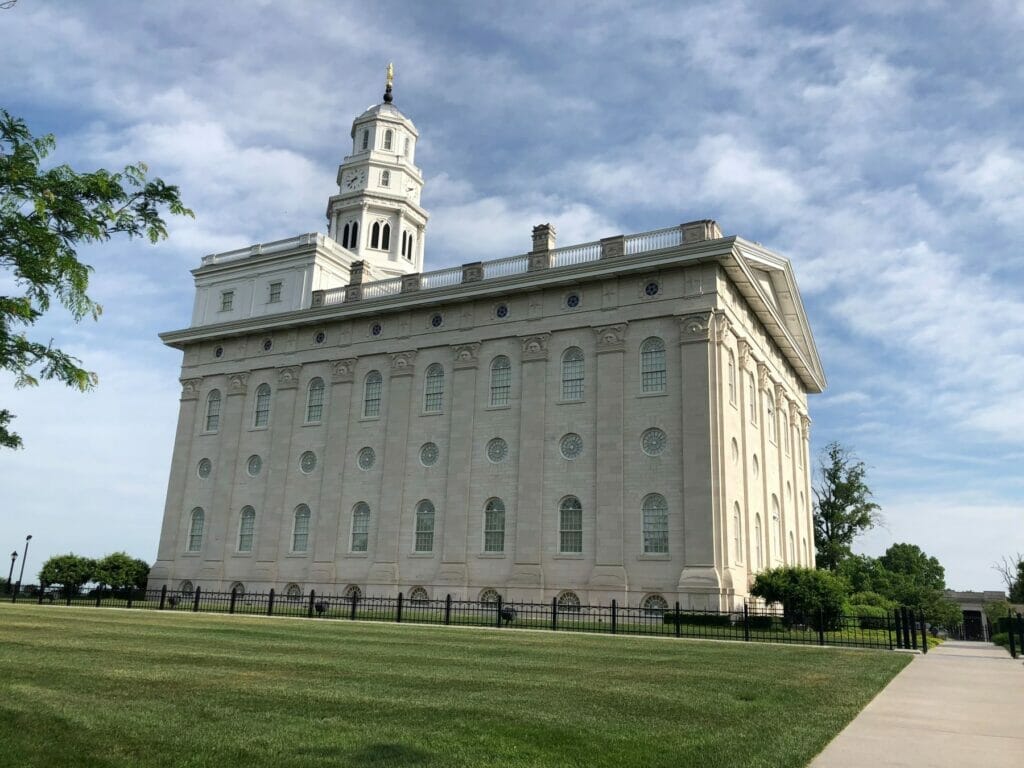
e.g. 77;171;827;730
326;64;429;279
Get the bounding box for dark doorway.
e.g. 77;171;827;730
961;610;985;641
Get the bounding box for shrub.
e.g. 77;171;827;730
662;612;732;627
849;591;896;609
746;615;781;631
991;632;1009;649
848;603;889;630
751;567;848;631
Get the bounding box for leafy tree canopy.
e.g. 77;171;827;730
1;109;192;448
38;553;95;594
93;552;150;590
751;566;848;631
812;442;881;571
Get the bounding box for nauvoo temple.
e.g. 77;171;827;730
150;73;825;611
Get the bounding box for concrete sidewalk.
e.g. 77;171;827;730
810;640;1024;767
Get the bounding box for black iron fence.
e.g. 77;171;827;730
6;583;933;651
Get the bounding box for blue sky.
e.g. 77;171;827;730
1;0;1022;591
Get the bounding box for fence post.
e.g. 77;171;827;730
445;594;452;625
66;588;71;607
919;611;928;654
350;594;358;621
126;589;134;609
37;587;44;605
817;608;826;645
229;588;237;614
1009;610;1018;659
396;592;403;623
11;582;19;603
551;597;558;631
308;590;316;619
611;599;617;635
1017;612;1024;658
496;596;503;628
159;585;167;610
192;586;202;613
96;590;102;608
267;588;275;617
905;608;917;650
674;601;681;638
743;603;751;642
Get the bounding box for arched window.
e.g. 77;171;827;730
424;363;444;412
771;496;781;557
754;514;763;569
381;222;391;250
205;390;221;432
409;586;429;603
733;502;743;563
230;582;245;596
728;350;737;405
642;594;668;614
401;230;408;257
642;494;669;554
370;221;380;249
363;371;382;417
383;129;393;150
489;355;511;406
349;221;358;249
788;531;795;565
557;591;581;612
238;506;255;552
305;378;325;423
748;373;757;424
188;508;204;552
286;583;302;600
403;137;410;156
292;504;311;553
479;588;501;604
342;223;350;248
351;502;370;552
559;496;583;553
803;537;809;565
381;170;390;188
343;584;362;600
640;337;666;393
484;498;505;553
254;383;271;427
407;232;414;260
179;580;194;595
414;500;435;552
361;129;368;150
766;391;776;442
561;347;584;401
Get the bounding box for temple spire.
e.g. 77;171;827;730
383;62;394;103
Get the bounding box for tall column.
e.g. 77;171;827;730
368;351;416;589
256;367;300;572
800;414;813;567
510;333;550;589
150;378;204;586
590;324;627;593
713;314;739;603
311;358;357;582
207;372;250;584
676;311;722;609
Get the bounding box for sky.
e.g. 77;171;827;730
1;0;1022;591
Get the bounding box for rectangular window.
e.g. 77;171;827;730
748;373;757;425
351;515;369;552
560;510;583;553
643;508;669;554
415;515;434;552
293;516;309;553
238;516;254;553
484;509;505;553
220;290;234;312
490;365;511;407
268;282;282;303
364;377;382;418
562;359;584;401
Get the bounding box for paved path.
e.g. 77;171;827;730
810;641;1024;767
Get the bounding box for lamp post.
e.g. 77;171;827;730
16;534;31;590
6;551;16;594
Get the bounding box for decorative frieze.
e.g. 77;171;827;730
520;332;551;362
593;323;627;354
276;366;301;389
180;378;203;400
714;312;732;345
452;342;481;369
757;362;771;392
737;339;750;370
227;372;250;395
331;358;357;383
677;312;712;343
800;413;811;440
389;350;417;377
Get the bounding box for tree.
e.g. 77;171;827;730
93;552;150;592
992;553;1024;603
750;566;848;630
38;554;95;597
1;109;192;448
812;442;882;571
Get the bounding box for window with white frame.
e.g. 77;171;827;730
414;500;435;552
788;531;795;565
344;584;362;600
754;514;763;569
351;502;370;552
484;498;505;553
363;371;382;417
424;363;444;412
479;588;500;604
180;580;194;595
642;594;668;614
381;170;390;187
188;508;204;552
348;221;359;249
733;502;743;564
748;372;757;424
381;223;391;250
306;377;325;422
268;281;282;303
409;586;429;603
220;290;234;312
403;137;410;156
286;583;302;599
642;493;669;554
205;390;221;432
489;355;511;406
254;383;271;427
361;129;369;150
557;591;581;611
383;129;393;150
640;337;666;393
238;506;255;552
292;505;311;552
559;496;583;553
370;222;380;249
784;412;791;454
771;496;781;557
766;391;776;442
561;347;584;401
728;350;737;405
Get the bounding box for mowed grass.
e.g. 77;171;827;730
0;604;909;768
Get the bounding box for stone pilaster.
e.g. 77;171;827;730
205;372;249;582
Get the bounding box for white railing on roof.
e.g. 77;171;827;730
551;240;600;268
420;266;462;289
362;276;402;299
318;287;346;306
624;226;682;255
201;233;323;266
482;254;529;279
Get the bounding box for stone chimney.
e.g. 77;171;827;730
531;223;557;253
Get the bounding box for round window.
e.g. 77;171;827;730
299;451;317;474
370;323;383;337
430;313;443;328
495;304;509;319
314;331;326;344
197;458;212;479
357;447;376;470
262;338;273;352
566;293;580;309
641;428;666;457
247;455;262;477
644;281;660;296
420;442;439;467
486;438;508;463
214;346;224;359
560;433;583;460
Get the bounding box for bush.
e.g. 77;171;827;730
662;612;732;627
746;615;781;631
751;567;848;631
849;591;896;609
848;603;889;630
991;632;1009;649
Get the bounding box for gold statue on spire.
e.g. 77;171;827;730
386;62;394;88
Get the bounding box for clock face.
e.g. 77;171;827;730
345;170;366;191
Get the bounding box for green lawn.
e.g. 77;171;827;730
0;604;909;768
